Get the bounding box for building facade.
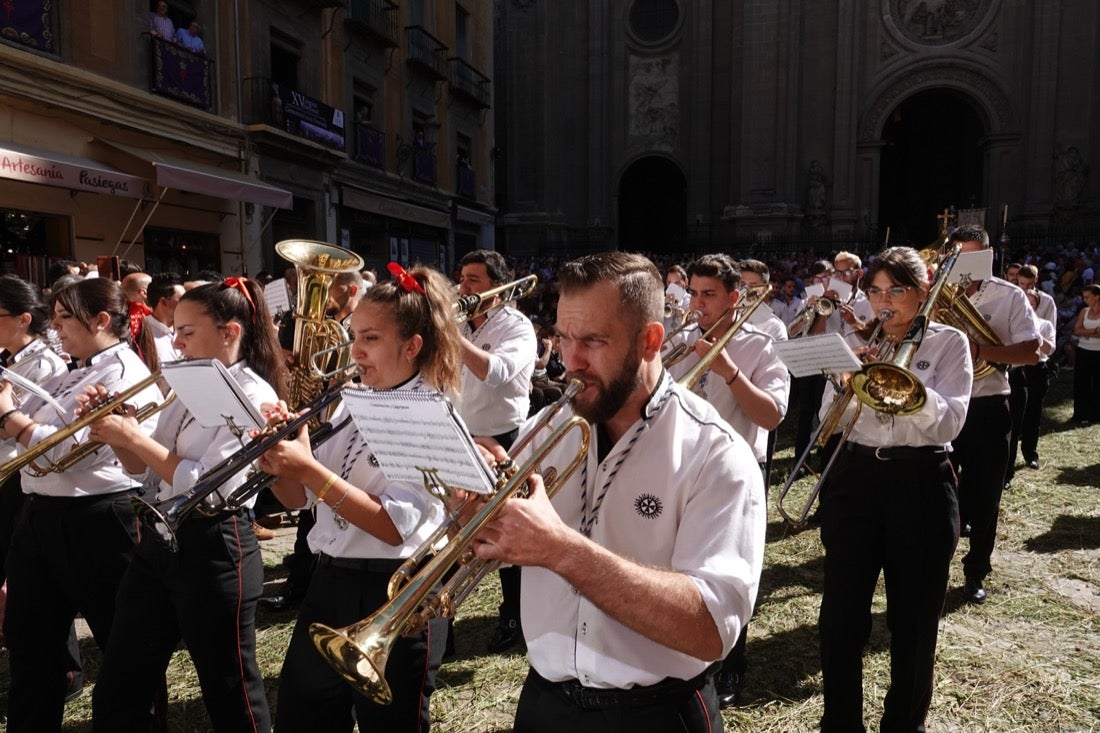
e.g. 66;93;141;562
0;0;495;283
494;0;1098;256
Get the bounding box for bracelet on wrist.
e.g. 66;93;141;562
726;368;741;386
0;409;19;433
310;473;339;508
14;422;34;444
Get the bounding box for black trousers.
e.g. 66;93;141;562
1008;364;1050;479
952;395;1011;581
92;511;269;733
818;450;958;733
275;556;446;732
493;427;522;622
1073;347;1100;421
513;668;722;733
793;374;827;460
3;491;140;733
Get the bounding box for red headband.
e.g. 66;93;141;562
222;276;257;324
387;263;425;295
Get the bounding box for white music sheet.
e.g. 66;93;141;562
773;332;863;378
263;278;293;318
341;388;497;495
950;249;993;285
160;359;265;430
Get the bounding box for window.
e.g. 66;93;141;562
270;30;301;89
143;227;220;275
455;4;469;60
628;0;680;45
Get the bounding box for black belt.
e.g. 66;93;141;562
316;554;405;574
533;668;710;710
845;443;949;462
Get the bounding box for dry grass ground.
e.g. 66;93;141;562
3;374;1097;731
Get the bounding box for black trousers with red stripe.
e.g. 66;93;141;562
91;511;269;733
274;555;446;732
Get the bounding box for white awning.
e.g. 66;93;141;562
0;142;149;199
95;139;293;209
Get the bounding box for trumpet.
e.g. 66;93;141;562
453;275;537;323
0;372;172;484
309;381;590;704
788;273;861;339
130;365;361;551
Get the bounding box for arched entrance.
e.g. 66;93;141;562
878;89;985;244
618;156;686;253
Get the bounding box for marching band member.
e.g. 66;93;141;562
86;278;286;732
0;278;164;733
948;225;1041;604
737;259;788;343
817;246;972;733
667;253;789;708
1071;283;1100;424
257;264;461;732
473;252;766;733
1006;265;1057;482
453;249;536;653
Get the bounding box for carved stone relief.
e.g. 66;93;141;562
628;54;679;150
890;0;992;46
880;38;901;62
1053;146;1089;209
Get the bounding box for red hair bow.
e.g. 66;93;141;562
222;276;258;323
387;263;425;295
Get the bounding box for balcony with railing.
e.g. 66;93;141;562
457;164;476;199
346;0;399;47
150;35;213;111
242;77;346;152
0;0;58;55
356;124;385;168
404;26;448;81
412;149;437;185
448;58;490;109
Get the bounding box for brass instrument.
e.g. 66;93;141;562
677;284;772;391
453;274;538;323
131;364;361;551
0;372;171;484
278;240;364;414
787;272;861;339
660;308;702;356
664;308;730;370
309;382;591;704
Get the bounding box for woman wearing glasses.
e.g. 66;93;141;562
816;246;973;733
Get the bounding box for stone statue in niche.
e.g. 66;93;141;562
806;160;830;227
894;0;986;44
1053;146;1088;208
629;55;679;148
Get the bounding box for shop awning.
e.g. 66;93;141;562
0;142;149;199
340;185;450;229
95;139;293;209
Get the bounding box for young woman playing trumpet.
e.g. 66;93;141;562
257;264;462;732
816;246;972;733
85;277;287;732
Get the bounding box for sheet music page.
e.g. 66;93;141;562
827;278;853;302
263;278;292;318
773;332;863;378
340;388;497;495
160;359;265;430
0;366;66;417
950;249;993;285
747;301;776;327
804;282;825;299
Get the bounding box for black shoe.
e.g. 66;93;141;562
1026;458;1040;470
259;594;301;612
486;617;523;653
716;671;743;709
964;577;987;604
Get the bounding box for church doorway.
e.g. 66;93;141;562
878;89;985;245
618;156;686;253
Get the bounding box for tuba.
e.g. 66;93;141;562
277;240;364;413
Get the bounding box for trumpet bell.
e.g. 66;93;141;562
851;363;927;416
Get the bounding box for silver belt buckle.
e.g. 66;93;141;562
874;446;890;461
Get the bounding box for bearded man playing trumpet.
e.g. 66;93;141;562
816;246;973;733
472;251;765;733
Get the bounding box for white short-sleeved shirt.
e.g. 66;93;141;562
1033;289;1057;330
967;277;1042;397
0;340;69;464
747;302;788;342
667;324;790;462
140;361;277;504
305;376;445;560
18;342;163;497
516;373;766;688
772;295;805;328
455;306;536;436
142;314;180;366
821;321;973;447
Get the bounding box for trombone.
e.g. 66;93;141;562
677;284;772;391
130;364;361;552
453;274;537;323
308;381;590;704
665;283;771;372
0;372;172;484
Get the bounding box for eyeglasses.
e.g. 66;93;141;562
834;268;856;276
812;275;831;283
865;286;915;299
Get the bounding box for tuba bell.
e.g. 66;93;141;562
277;240;364;414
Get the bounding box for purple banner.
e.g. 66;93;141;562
151;36;211;110
356;125;384;168
0;0;55;54
271;82;346;152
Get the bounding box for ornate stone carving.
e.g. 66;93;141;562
1053;145;1088;209
881;38;901;62
628;54;679;149
860;65;1014;139
890;0;992;46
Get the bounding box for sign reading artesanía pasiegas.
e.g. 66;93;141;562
0;144;148;199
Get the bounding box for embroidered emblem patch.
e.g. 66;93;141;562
634;493;662;519
916;360;931;370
